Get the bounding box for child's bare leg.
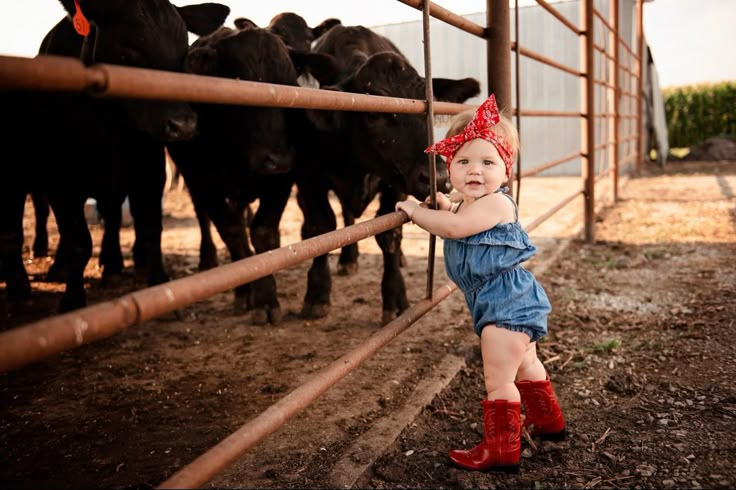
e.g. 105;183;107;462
480;325;529;402
516;341;547;382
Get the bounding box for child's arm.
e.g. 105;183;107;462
422;192;453;211
396;193;514;239
446;190;463;203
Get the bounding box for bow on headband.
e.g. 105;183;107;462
425;94;514;177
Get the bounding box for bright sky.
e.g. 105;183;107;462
643;0;736;88
0;0;733;89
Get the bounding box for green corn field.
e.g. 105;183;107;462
663;81;735;148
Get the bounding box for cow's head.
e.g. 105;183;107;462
310;51;480;200
184;28;303;175
266;13;341;88
268;13;341;53
54;0;229;142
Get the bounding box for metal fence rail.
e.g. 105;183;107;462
158;281;457;489
0;212;408;373
0;55;472;115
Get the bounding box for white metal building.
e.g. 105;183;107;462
371;0;668;175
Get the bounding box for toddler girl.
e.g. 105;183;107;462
395;94;565;472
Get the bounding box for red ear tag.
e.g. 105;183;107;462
73;0;90;36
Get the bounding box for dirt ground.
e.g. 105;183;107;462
1;159;734;489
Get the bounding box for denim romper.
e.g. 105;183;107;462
443;189;551;342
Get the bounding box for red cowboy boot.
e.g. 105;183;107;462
448;399;521;473
516;373;566;441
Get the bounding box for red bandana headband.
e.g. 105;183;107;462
425;94;514;177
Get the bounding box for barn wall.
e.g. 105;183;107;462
371;0;647;176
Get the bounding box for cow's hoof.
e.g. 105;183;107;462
101;272;124;288
234;297;250;315
32;244;49;258
301;303;329;319
337;262;358;276
268;307;283;325
45;263;66;283
7;281;32;302
102;259;124;277
147;271;170;286
382;310;399;325
250;308;269;325
59;294;86;313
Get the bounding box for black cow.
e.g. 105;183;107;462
266;13;377;276
167;26;338;325
0;0;229;312
229;13;341;87
295;24;481;324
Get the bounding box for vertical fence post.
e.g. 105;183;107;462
422;0;437;299
513;0;522;205
581;0;596;242
636;0;645;172
611;0;620;201
486;0;512;115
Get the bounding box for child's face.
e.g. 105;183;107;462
449;138;507;201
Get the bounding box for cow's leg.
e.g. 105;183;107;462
45;235;68;283
374;189;409;325
337;202;359;276
127;144;169;287
49;194;93;312
296;181;336;319
336;173;382;275
196;210;219;271
31;191;50;258
96;196;125;285
194;191;252;314
195;204;252;272
0;188;31;301
248;179;292;325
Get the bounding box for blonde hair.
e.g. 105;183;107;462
445;107;520;177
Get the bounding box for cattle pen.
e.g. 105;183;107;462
0;0;648;488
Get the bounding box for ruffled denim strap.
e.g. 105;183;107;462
495;186;518;222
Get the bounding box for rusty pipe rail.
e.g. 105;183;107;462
511;42;583;78
521;150;583;178
525;187;585;233
535;0;582;35
421;0;438;299
0;55;472;115
158;281;458;489
397;0;485;38
515;109;582;118
593;7;616;35
0;212;411;373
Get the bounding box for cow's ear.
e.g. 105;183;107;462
234;17;258;30
60;0;123;21
184;46;219;76
432;77;481;103
177;3;230;36
311;18;341;40
289;50;340;87
57;0;79;17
